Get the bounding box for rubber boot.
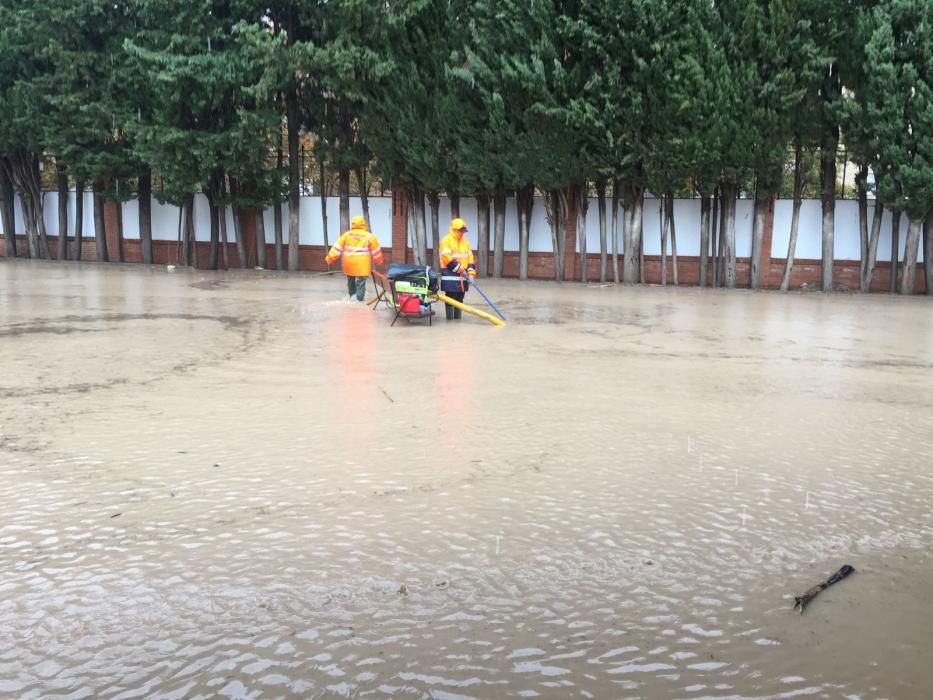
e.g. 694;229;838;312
454;307;462;320
445;304;454;320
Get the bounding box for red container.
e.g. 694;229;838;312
398;293;421;314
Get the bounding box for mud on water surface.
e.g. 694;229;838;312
1;260;932;699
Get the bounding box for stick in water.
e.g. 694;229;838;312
793;564;855;613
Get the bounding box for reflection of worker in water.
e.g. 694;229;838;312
324;216;384;301
439;218;476;320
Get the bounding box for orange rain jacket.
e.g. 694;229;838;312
325;216;384;277
439;223;476;292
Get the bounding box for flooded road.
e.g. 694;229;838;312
1;259;932;699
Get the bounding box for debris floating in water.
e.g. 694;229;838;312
793;564;855;613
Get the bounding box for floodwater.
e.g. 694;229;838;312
1;260;932;700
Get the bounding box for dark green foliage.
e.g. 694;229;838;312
858;1;933;220
0;0;930;285
125;0;280;207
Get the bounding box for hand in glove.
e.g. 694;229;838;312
466;264;477;278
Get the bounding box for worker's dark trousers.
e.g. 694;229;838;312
444;291;465;320
346;276;367;301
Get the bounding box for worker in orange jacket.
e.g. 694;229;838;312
325;215;384;301
439;218;476;320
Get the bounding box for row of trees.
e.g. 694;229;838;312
1;1;931;293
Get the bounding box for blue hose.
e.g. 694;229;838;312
469;278;507;321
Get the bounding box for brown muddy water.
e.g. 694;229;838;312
1;260;932;700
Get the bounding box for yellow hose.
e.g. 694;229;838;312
435;292;505;326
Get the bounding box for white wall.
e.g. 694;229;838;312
769;200;922;263
1;193;922;263
4;191;96;239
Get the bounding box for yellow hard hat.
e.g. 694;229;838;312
451;218;468;232
351;215;367;229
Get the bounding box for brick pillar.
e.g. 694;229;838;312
104;200;123;262
391;188;408;264
761;195;776;288
563;189;577;281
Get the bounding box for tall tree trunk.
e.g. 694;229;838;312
856;163;869;285
178;197;188;266
139;168;152;264
5;153;42;257
219;203;230;270
338;166;350;236
0;160;15;258
493;191;506;278
543;189;563;281
428;190;440;270
622;184;634;282
450;192;460;218
780;149;805;291
114;197;124;263
229;179;247;268
232;203;246;268
355;167;371;230
38;204;50;260
319;157;330;266
31;157;50;259
186;196;197;268
255;208;267;269
861;200;885;292
577;185;588;283
711;188;720;287
56;166;69;261
476;194;490;276
517;185;533;280
820;65;839;291
14;154;48;258
660;197;668;286
925;207;933;296
721;182;738;288
207;193;220;270
610;180;620;283
622;183;643;283
0;161;15;258
900;216;922;295
286;91;300;271
274;147;284;270
405;189;414;264
699;194;711;287
638;212;645;284
750;191;767;289
73;180;84;261
820;141;837;291
668;196;678;285
20;194;37;258
557;186;576;281
408;187;427;265
596;180;607;282
93;186;108;262
176;201;184;266
889;210;900;293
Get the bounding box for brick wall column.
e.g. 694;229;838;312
391;188;408;264
104;200;123;262
563;189;577;281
